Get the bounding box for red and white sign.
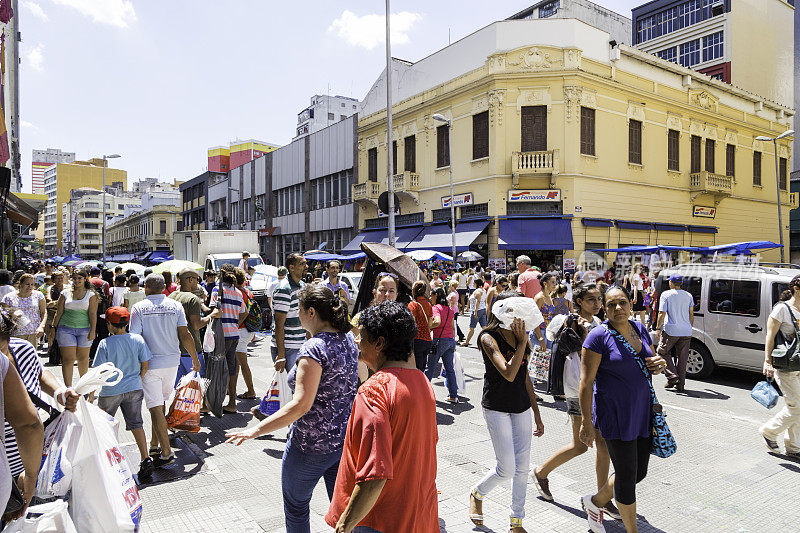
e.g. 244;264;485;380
441;193;474;208
507;189;561;202
693;206;716;218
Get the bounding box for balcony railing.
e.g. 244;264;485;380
352;182;380;204
689;171;733;195
392;171;420;191
788;192;798;209
513;150;556;174
511;150;558;188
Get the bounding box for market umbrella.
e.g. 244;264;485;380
457;250;483;261
62;260;83;267
406;249;453;262
117;262;145;272
151;260;203;276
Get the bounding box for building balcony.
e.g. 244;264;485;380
393;171;420;205
786;191;798;209
352;182;380;207
689;171;732;204
511;150;558;188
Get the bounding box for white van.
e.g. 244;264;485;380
654;263;800;379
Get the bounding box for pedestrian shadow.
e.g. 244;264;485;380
263;448;284;460
186;409;275;452
674;388;729;400
438;517;500;533
436;411;455;426
436;399;475;416
543;500;668;533
702;367;761;391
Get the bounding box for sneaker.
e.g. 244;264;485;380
138;457;154;479
153;453;176;468
446;396;459;404
664;379;678;389
581;495;606;533
604;501;621;520
786;450;800;460
762;434;780;452
532;469;553;502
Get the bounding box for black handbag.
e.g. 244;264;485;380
428;307;451;369
772;303;800;371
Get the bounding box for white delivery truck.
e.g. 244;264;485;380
173;230;264;272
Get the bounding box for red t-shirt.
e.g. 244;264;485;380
163;283;178;296
325;367;439;533
408;297;433;341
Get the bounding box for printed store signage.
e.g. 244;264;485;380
693;206;716;218
441;193;474;208
507;189;561;202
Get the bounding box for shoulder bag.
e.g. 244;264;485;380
428;306;451;365
604;322;677;458
771;303;800;371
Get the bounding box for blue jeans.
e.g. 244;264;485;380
281;443;342;533
425;337;458;399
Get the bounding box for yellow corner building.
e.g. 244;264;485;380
348;18;795;268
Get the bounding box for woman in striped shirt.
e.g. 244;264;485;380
210;264;248;414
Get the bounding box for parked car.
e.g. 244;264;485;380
339;272;362;315
654;262;800;379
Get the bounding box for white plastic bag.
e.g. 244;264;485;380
35;363;122;500
443;351;467;395
1;500;77;533
202;321;215;352
258;370;291;417
35;411;82;499
492;296;544;332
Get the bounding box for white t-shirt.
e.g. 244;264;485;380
770;302;800;340
129;294;188;369
266;278;281;300
456;272;468;290
659;289;694;337
110;286;126;308
632;274;645;291
471;287;486;311
563;316;601;399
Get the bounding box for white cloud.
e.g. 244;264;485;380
328;10;422;50
22;1;48;21
25;44;44;71
21;121;36;129
51;0;136;28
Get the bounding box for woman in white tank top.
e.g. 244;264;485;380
49;269;98;387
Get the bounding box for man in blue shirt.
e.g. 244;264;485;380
656;274;695;392
324;260;349;305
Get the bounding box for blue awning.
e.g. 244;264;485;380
498;217;574;250
342;226;425;252
654;223;686;232
149;251;171;263
581;218;614;227
615;220;654;230
688;225;718;234
406;220;490;252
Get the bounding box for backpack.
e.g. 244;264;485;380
243;292;263;332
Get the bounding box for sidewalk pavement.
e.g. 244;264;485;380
44;318;800;532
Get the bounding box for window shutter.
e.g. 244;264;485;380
580;107;595;156
628;120;642;164
521;106;547;152
404;135;416;172
753;151;761;186
726;144;735;178
437;125;450;168
667;130;680;171
691;135;701;173
368;148;377;181
780;157;788;190
705;139;715;173
472;111;489;159
392;141;398;174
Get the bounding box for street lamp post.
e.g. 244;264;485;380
101;154;121;264
432;114;457;265
385;0;396;247
755;130;794;263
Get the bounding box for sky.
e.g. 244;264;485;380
17;0;643;191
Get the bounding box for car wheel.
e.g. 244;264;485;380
686;341;714;379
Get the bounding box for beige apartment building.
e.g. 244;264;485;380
106;206;179;256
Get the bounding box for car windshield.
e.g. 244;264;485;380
214;257;263;270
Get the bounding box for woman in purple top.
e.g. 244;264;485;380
578;286;667;533
225;284;358;533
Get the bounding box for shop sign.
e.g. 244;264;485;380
488;257;506;271
693;206;716;218
507;189;561;202
441;193;473;208
563;258;576;270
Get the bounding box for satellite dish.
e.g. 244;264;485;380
377;192;400;215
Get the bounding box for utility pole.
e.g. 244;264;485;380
385;0;395;246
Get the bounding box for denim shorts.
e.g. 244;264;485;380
56;326;92;348
566;398;581;417
470;309;487;329
98;389;145;430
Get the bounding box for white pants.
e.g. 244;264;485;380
473;407;532;519
761;370;800;453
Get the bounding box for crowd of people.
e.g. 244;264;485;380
0;248;797;533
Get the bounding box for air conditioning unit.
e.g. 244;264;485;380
711;0;724;16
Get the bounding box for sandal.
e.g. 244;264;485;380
469;489;483;526
148;446;161;457
509;516;527;532
236;393;257;400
